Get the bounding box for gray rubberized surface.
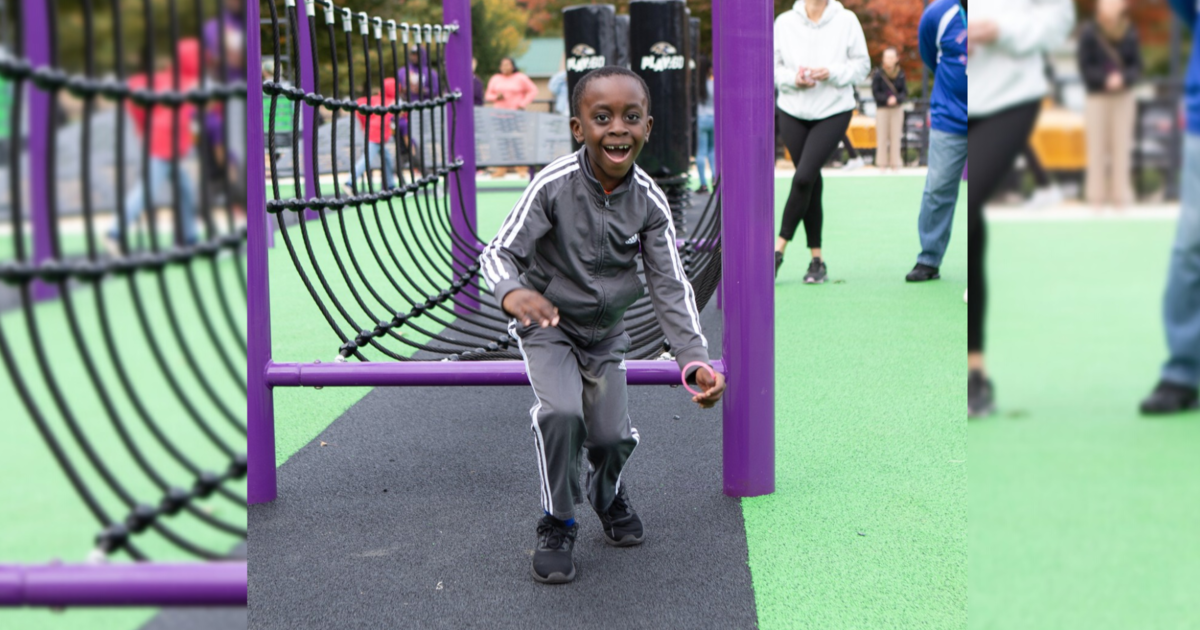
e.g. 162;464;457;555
249;298;760;629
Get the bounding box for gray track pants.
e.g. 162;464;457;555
511;321;639;522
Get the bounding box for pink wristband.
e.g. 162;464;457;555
681;361;716;396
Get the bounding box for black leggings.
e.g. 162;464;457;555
968;100;1042;352
777;108;854;248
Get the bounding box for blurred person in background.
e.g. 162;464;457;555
344;78;400;192
772;0;870;284
966;0;1075;417
203;0;245;215
1078;0;1142;210
548;57;569;116
872;46;907;171
1139;0;1200;414
485;57;538;111
398;45;440;101
906;0;967;284
472;57;485;107
106;38;204;253
695;56;716;194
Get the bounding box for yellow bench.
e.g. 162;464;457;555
1029;107;1087;171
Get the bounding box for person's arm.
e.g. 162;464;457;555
895;69;907;102
1123;29;1143;87
480;184;555;311
993;0;1075;57
1169;0;1197;30
826;14;871;87
1076;25;1108;92
516;73;538;110
548;71;566;97
774;20;801;92
484;76;501;103
918;5;940;72
638;180;710;380
871;70;888;103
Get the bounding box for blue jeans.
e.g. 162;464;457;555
696;112;715;188
349;141;396;191
1160;134;1200;387
110;156;198;245
916;128;969;267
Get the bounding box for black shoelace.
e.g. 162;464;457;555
537;519;573;551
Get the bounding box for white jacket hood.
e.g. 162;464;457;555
774;1;870;121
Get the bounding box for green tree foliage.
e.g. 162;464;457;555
471;0;529;76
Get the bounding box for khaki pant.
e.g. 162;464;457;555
875;106;905;169
1084;91;1135;206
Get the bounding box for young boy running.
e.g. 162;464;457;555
481;66;726;584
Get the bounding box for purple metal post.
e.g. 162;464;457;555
444;0;481;314
26;0;57;302
297;0;320;222
247;0;277;505
266;359;726;388
714;0;774;497
0;563;247;607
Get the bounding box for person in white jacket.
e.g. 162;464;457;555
966;0;1075;417
773;0;870;284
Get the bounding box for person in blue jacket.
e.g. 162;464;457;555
906;0;968;284
1140;0;1200;414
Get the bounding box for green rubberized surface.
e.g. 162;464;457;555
0;257;247;630
970;219;1200;629
743;176;967;629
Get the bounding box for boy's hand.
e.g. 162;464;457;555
502;288;559;328
809;67;831;81
692;366;726;409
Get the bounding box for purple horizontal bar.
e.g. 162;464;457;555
265;359;726;388
0;563;247;607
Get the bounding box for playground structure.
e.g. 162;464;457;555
246;0;776;504
0;0;247;608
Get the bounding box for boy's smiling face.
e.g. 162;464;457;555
570;75;653;192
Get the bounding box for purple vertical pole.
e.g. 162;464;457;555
297;0;320;222
26;0;56;302
247;0;277;504
444;0;480;314
714;0;774;497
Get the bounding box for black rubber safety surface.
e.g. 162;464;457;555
248;295;760;629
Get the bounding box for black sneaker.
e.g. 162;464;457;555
531;515;578;584
594;485;645;547
906;263;940;282
803;258;827;284
775;251;784;279
1139;381;1199;415
695;185;709;194
968;370;995;418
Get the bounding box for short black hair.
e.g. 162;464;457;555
570;66;651;119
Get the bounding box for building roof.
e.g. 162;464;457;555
513;38;563;79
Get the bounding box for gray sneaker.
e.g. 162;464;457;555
803;258;827;284
968;370;995;418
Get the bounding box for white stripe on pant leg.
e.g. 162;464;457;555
513;324;554;515
614;427;640;494
529;406;550;513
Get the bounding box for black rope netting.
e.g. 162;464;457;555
265;0;721;365
0;0;247;561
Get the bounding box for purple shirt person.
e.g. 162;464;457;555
397;46;440;101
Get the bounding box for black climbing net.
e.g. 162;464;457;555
0;0;247;561
264;0;721;364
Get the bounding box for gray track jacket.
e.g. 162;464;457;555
481;148;710;374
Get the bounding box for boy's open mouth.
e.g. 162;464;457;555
602;143;633;163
